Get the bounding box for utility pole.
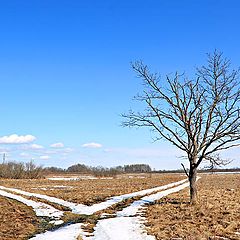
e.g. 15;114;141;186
2;153;6;164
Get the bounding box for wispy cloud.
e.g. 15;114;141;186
0;134;36;144
50;142;64;148
28;144;44;150
82;142;102;148
39;155;50;160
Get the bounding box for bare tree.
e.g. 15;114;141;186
122;51;240;204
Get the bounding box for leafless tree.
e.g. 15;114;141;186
122;51;240;204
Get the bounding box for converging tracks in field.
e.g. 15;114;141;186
0;178;192;240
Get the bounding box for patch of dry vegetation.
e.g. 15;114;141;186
0;196;39;240
146;174;240;240
0;174;183;205
0;174;183;239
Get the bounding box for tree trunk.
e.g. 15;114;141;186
189;166;198;204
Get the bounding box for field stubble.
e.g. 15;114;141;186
0;173;183;239
145;174;240;240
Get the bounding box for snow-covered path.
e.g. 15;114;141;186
87;217;155;240
0;189;63;222
0;178;187;215
0;178;192;240
86;181;190;240
29;223;84;240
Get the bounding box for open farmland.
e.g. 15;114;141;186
146;173;240;239
0;173;240;239
0;174;182;205
0;173;184;239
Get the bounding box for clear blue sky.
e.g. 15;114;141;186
0;0;239;169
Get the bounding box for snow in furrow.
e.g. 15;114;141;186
0;185;84;211
0;189;63;222
118;181;190;217
86;217;155;240
29;223;84;240
0;178;187;215
86;181;192;240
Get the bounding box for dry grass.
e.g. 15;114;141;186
0;173;183;239
2;173;239;240
145;174;240;240
0;196;39;240
0;174;183;205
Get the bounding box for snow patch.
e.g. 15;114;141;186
29;223;84;240
0;189;63;220
0;178;187;215
87;217;155;240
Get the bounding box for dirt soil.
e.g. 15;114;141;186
145;174;240;240
0;196;39;240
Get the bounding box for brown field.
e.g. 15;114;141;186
0;196;39;240
0;173;183;239
0;173;239;240
0;173;183;205
146;174;240;240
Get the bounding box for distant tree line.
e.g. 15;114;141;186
0;161;43;179
45;163;152;177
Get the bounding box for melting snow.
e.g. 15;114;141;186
0;178;192;240
86;181;191;240
87;217;155;240
29;223;84;240
0;189;63;220
0;178;187;215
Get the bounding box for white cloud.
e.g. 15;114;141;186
40;155;50;160
50;142;64;148
0;134;36;144
82;142;102;148
29;144;44;149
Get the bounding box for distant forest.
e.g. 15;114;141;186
0;160;239;179
46;163;152;177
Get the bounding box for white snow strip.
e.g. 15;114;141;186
77;178;187;215
24;178;191;240
0;178;187;215
0;189;63;220
86;181;193;240
52;185;74;189
118;181;190;217
47;177;82;181
0;185;85;211
29;223;84;240
87;217;155;240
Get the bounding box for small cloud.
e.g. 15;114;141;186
30;144;44;149
50;142;64;148
40;155;50;160
0;134;36;144
82;142;102;148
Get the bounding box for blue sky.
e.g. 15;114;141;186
0;0;239;169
